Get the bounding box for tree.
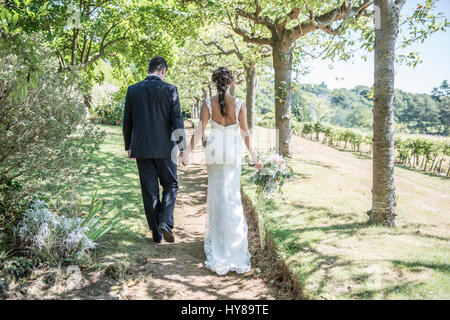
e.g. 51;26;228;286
368;0;448;226
6;0;203;107
368;0;405;226
228;0;373;155
431;80;450;135
431;80;450;101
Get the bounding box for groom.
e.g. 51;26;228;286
122;56;186;243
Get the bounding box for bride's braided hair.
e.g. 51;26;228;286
212;67;233;117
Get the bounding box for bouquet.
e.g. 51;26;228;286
250;154;294;195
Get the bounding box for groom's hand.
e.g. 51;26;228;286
177;151;182;165
127;150;136;160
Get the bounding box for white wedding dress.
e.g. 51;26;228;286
203;97;251;275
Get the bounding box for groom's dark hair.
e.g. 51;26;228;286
148;56;168;73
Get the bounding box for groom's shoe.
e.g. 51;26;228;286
152;236;162;244
158;223;174;243
152;231;162;244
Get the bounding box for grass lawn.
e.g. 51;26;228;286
241;127;450;299
66;124;151;264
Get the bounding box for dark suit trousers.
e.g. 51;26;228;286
136;158;178;240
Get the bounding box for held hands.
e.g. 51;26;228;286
180;150;190;166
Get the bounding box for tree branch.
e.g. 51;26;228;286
201;39;238;56
83;35;129;67
287;0;373;41
236;0;275;30
228;13;272;46
99;22;120;53
277;6;302;30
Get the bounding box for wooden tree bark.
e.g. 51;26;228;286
368;0;405;226
230;81;236;96
273;43;293;155
245;63;257;129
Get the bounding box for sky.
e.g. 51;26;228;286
298;1;450;94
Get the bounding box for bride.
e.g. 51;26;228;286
181;67;263;276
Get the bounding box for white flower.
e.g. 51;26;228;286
14;199;97;263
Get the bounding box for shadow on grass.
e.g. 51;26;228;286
259;201;378;297
352;281;421;299
392;260;450;273
259;201;436;299
295;159;337;170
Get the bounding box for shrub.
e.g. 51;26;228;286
298;120;449;175
313;122;325;140
256;112;276;128
14;193;122;266
91;86;126;125
301;122;314;138
3;257;35;278
93;101;124;125
394;136;449;174
0;44;104;229
14;199;95;265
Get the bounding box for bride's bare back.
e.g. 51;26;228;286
209;94;238;127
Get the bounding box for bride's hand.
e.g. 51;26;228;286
181;152;190;166
255;159;263;170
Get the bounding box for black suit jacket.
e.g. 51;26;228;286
123;75;186;158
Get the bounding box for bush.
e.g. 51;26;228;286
0;44;104;229
395;137;449;174
93;101;124;125
14;193;122;266
91;87;126;125
301;123;314;138
256;112;276;128
14;199;95;265
3;257;35;278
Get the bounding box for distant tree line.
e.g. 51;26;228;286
255;80;449;136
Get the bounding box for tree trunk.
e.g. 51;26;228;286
208;83;212;98
230;81;236;96
369;0;403;227
83;93;92;110
195;97;200;119
245;63;257;129
71;28;79;66
272;42;293;156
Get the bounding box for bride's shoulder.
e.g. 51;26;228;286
203;97;212;106
236;97;245;108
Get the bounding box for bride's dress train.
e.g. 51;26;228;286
203;97;251;275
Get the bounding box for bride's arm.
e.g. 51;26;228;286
239;102;263;169
183;101;209;161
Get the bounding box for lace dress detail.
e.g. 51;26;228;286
203;97;251;275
